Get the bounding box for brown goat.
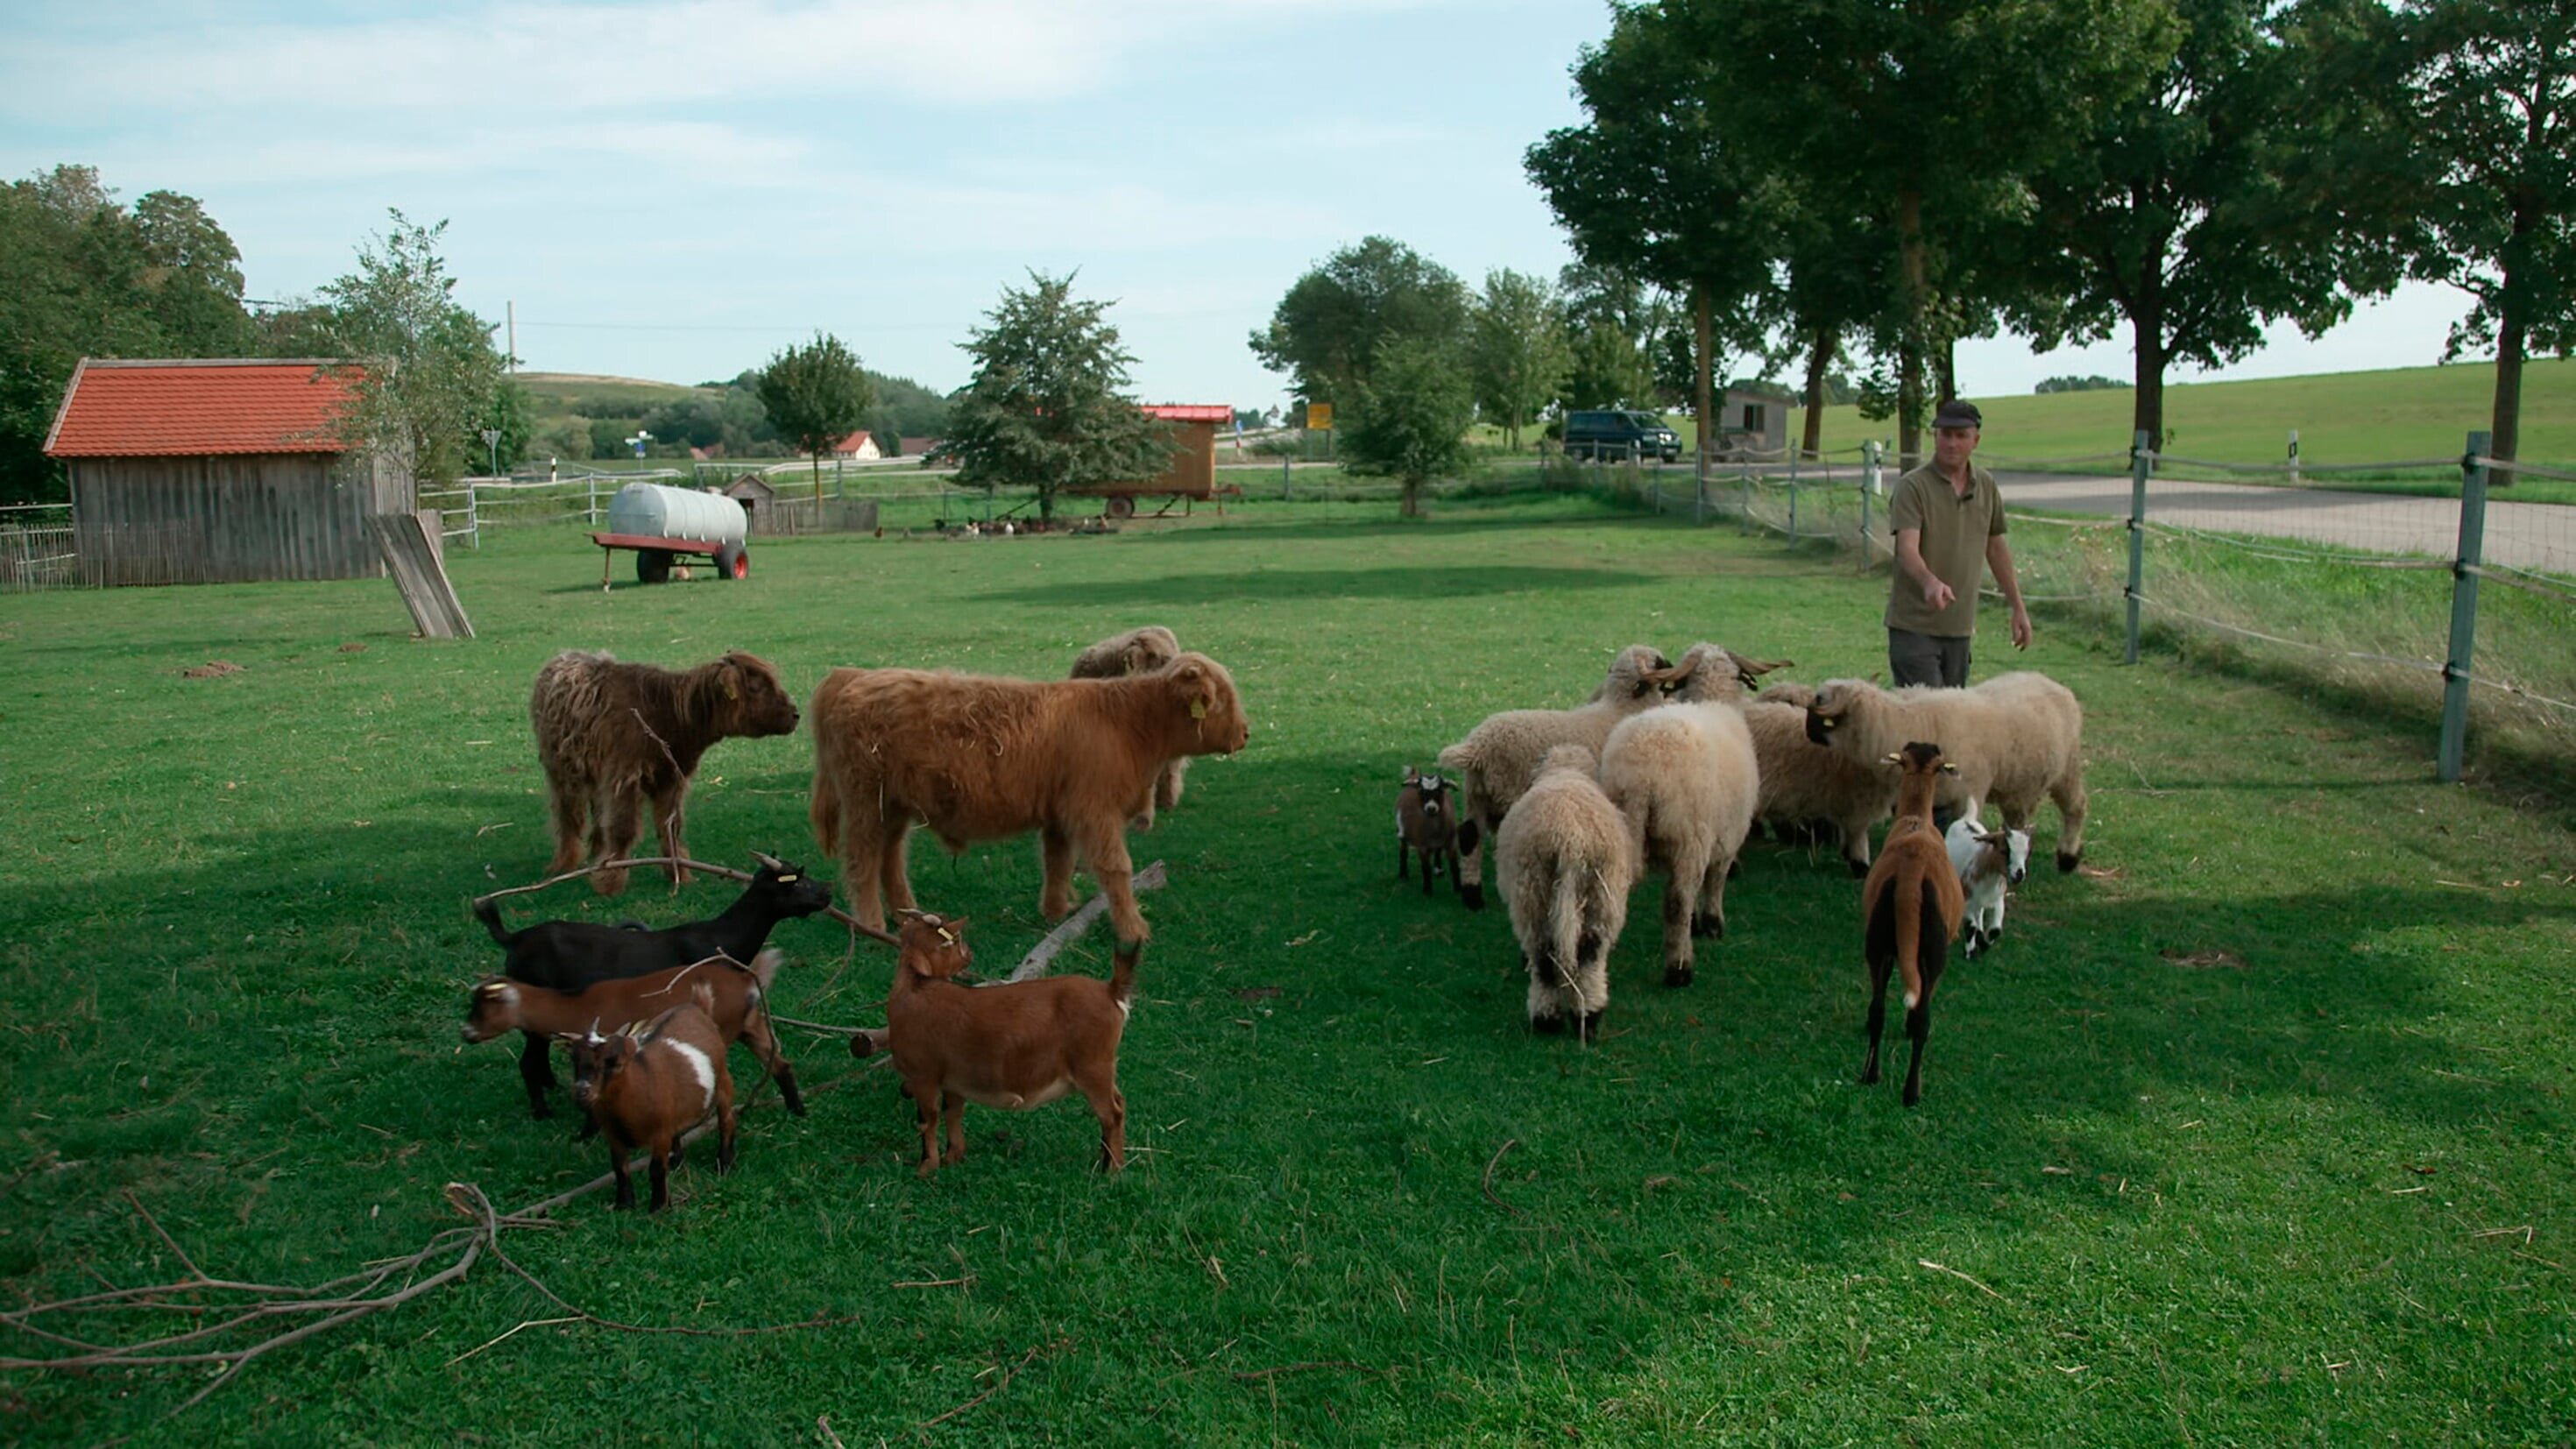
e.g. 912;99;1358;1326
856;911;1131;1177
530;649;802;895
461;948;802;1122
1068;626;1189;828
1858;742;1968;1107
807;653;1249;950
564;995;738;1212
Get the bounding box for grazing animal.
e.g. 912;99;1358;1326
1743;699;1898;877
1436;645;1675;909
1595;643;1770;986
1069;626;1190;828
461;948;802;1122
856;911;1132;1177
1802;672;2089;872
471;853;832;1118
529;648;802;894
807;654;1249;951
564;994;738;1212
1944;817;2030;958
1496;745;1638;1040
1859;743;1968;1106
1394;767;1480;901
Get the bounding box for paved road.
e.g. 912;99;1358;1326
1996;471;2573;578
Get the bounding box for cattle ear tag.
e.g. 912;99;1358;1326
1190;699;1208;721
776;873;799;883
724;681;740;700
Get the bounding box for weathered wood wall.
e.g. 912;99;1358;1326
69;452;411;587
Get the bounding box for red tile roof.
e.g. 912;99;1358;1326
832;430;874;454
1143;404;1233;424
44;359;364;457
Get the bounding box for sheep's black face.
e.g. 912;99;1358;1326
1804;704;1840;746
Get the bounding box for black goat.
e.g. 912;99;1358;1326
471;852;833;1119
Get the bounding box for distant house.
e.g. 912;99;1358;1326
43;357;412;587
830;430;880;460
898;436;936;459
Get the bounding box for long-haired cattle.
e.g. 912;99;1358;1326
530;649;802;894
808;653;1249;952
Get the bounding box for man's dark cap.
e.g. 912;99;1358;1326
1933;399;1982;429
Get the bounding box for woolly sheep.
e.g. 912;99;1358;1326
1742;701;1897;877
1069;626;1190;829
1595;643;1766;986
1803;671;2089;872
1436;644;1673;909
1944;817;2030;958
1495;745;1638;1041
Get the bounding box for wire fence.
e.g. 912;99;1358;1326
1571;433;2575;789
0;502;76;593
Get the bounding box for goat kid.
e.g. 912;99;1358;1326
563;993;738;1212
1394;767;1481;901
471;852;831;1117
1943;817;2030;959
1859;742;1967;1107
462;948;802;1123
855;911;1131;1178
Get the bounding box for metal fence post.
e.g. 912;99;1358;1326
1283;454;1292;501
1788;472;1800;538
2438;431;2490;783
2124;429;2149;664
1859;440;1878;566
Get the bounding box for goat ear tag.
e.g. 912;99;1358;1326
1190;699;1207;720
776;873;799;883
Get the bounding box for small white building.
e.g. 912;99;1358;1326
830;429;881;461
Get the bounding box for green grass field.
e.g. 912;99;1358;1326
6;499;2572;1445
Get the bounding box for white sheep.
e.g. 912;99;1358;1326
1595;643;1766;987
1437;644;1674;909
1496;745;1638;1041
1742;700;1899;877
1802;671;2089;872
1944;816;2030;958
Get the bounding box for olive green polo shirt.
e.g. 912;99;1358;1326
1884;460;2006;637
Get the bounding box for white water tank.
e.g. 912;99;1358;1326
607;483;747;545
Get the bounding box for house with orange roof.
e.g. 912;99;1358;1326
44;358;414;586
829;429;880;460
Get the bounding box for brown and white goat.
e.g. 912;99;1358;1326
530;649;803;894
563;994;738;1212
1858;742;1967;1107
807;653;1249;951
1394;766;1480;901
854;911;1130;1177
462;948;803;1122
1069;626;1190;828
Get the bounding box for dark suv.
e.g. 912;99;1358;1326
1563;409;1681;462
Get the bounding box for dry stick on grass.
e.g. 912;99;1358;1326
470;854;899;948
1483;1138;1525;1217
918;1339;1063;1431
1916;1258;2007;1301
1231;1361;1390;1382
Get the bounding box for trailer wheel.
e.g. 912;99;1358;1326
1105;495;1136;520
716;542;748;580
636;548;673;584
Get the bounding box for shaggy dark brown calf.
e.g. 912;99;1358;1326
530;648;801;894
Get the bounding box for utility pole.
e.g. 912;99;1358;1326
506;300;517;371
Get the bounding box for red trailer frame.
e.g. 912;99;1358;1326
588;531;750;590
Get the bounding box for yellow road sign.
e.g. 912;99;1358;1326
1306;403;1334;431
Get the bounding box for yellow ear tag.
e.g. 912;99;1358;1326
724;681;740;700
1190;699;1208;720
776;873;799;883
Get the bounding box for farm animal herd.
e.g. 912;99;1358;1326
462;625;2088;1211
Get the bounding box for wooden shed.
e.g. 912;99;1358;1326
43;358;413;587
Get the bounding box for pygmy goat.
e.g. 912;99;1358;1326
461;948;803;1123
1943;817;2031;959
471;852;831;1117
854;911;1132;1177
1394;767;1483;904
1859;742;1967;1107
564;994;738;1212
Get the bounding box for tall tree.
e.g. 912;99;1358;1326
0;166;257;503
316;211;508;488
2011;0;2408;452
948;272;1171;524
758;333;875;500
1341;336;1478;517
1468;269;1572;449
1556;263;1667;411
1699;0;2176;467
2399;0;2576;470
1527;3;1785;476
1249;237;1468;407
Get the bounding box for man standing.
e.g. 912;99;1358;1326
1885;398;2030;689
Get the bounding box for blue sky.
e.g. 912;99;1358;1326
2;0;2480;412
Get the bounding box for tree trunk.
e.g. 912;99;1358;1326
1693;282;1716;477
1897;186;1928;473
812;452;823;503
1402;477;1423;517
1800;322;1836;460
1936;336;1957;406
2128;283;2167;456
2491;210;2531;477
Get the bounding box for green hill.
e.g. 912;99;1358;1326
1787;357;2575;472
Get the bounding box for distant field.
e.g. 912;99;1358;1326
514;371;709;414
1788;357;2576;476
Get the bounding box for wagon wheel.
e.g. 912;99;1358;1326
635;548;673;584
716;542;748;580
1104;495;1136;520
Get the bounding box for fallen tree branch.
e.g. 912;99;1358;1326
1010;860;1168;982
918;1339;1061;1431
